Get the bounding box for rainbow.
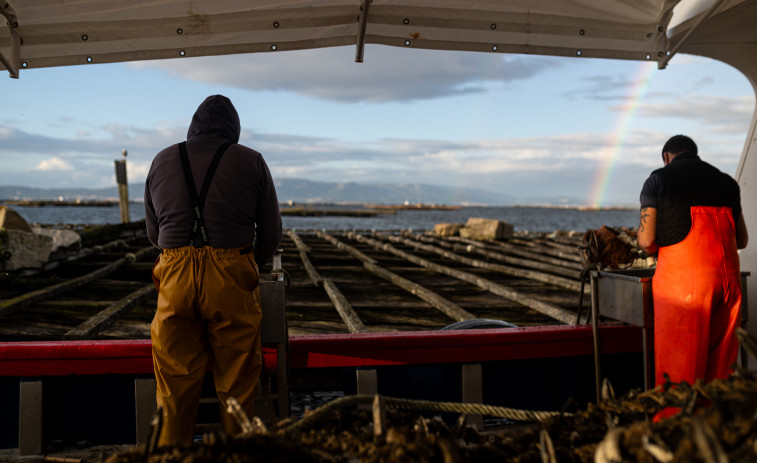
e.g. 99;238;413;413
588;61;657;208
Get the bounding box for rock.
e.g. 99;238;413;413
0;229;53;271
32;226;82;260
434;223;463;237
459;218;514;241
0;206;59;270
0;206;32;232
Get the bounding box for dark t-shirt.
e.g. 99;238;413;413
639;153;741;247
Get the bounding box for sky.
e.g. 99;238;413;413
1;43;754;207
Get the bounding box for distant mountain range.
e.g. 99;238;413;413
0;178;588;207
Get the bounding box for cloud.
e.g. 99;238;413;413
0;123;183;187
1;114;745;206
31;157;74;171
101;124;184;150
633;95;754;135
130;46;563;102
0;127;69;154
256;130;671;204
563;74;634;102
126;161;152;182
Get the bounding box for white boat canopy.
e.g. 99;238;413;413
3;0;757;357
0;0;754;79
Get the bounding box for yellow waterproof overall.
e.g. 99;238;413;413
151;141;262;446
151;246;262;446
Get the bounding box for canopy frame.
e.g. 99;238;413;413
355;0;371;62
660;0;730;69
0;0;683;77
0;2;19;78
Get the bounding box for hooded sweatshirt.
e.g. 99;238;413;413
144;95;282;265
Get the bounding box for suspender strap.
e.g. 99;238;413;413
178;141;233;246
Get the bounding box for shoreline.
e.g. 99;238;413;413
281;201;637;211
2;199;117;207
2;199;637;211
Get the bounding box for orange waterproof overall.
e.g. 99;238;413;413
151;246;262;446
653;206;741;387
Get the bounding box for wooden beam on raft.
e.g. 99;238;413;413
287;230;323;287
322;278;367;333
287;231;365;332
362;262;475;322
287;300;447;310
447;235;583;271
63;283;156;340
543;239;584;258
12;238;137;278
35;300;113;310
0;246;157;318
509;237;582;262
374;232;586;295
318;232;476;323
316;231;377;264
352;233;576;324
408;232;581;279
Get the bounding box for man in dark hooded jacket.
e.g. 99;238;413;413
145;94;281;446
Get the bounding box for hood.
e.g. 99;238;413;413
186;95;241;143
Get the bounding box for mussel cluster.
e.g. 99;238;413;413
103;364;757;463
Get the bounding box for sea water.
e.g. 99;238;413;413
7;203;639;233
282;205;639;233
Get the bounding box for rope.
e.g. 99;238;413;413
384;396;565;421
575;263;600;324
279;394;569;435
579;228;600;268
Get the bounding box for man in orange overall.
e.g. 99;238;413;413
638;135;748;393
144;95;282;446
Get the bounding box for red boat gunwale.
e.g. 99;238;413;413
0;323;643;376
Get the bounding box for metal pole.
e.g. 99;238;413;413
0;3;20;78
642;328;650;390
590;270;601;403
114;149;130;223
355;0;370;62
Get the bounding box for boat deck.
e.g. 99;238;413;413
0;222;651;454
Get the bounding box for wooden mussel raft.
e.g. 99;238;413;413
0;217;160;342
0;216;655;346
280;222;647;335
0;215;617;340
282;226;587;334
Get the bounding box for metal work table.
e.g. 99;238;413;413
590;268;749;402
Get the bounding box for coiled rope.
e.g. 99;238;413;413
279;394;570;435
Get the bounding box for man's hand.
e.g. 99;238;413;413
638;207;658;255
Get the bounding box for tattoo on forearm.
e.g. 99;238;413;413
639;207;650;232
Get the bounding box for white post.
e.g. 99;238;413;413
115;149;130;223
